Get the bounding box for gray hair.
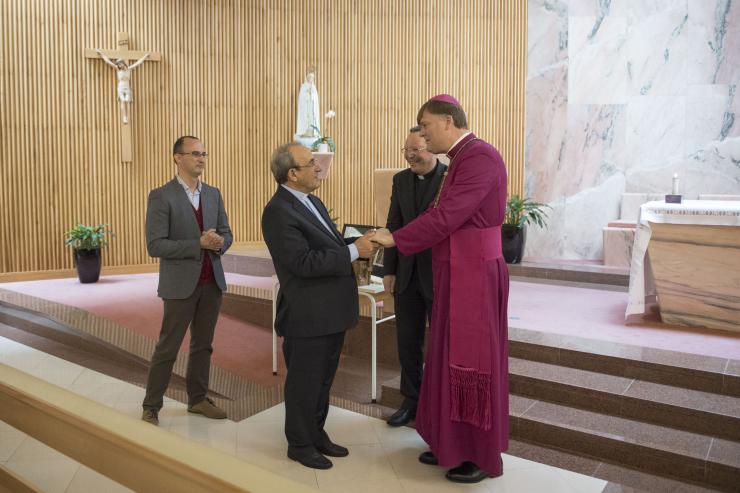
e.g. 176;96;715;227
270;143;300;184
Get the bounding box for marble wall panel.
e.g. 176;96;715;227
525;0;740;260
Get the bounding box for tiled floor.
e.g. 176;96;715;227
0;335;608;492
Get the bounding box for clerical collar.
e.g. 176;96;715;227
416;162;438;180
447;131;473;157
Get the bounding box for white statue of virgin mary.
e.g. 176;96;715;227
294;70;321;147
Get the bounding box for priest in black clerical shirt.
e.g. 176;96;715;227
383;125;447;427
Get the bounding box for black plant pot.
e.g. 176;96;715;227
501;225;526;264
74;248;102;283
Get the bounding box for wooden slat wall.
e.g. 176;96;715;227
0;0;526;276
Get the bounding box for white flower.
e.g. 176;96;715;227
325;110;336;119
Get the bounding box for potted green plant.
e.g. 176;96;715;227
311;110;337;152
64;224;114;283
502;195;550;264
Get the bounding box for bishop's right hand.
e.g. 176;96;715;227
371;228;396;248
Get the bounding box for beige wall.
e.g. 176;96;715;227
0;0;527;276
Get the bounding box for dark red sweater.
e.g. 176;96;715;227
192;205;216;285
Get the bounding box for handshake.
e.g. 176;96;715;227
353;228;396;258
200;229;225;251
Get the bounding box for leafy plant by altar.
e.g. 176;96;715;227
311;110;337;152
502;195;550;264
64;224;114;283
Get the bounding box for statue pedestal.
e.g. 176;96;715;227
313;152;334;180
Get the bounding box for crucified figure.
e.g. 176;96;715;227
96;49;150;124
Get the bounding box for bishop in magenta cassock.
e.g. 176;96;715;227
372;94;509;483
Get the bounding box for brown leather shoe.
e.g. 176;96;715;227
141;409;159;426
188;397;227;419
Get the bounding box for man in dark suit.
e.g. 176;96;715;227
141;135;233;426
261;143;377;470
384;126;447;427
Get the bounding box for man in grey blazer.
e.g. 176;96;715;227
141;135;233;425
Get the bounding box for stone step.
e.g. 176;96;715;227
514;398;740;492
509;327;740;398
381;355;740;441
509;357;740;442
508;261;629;286
0;301;150;371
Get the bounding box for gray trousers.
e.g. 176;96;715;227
143;282;222;411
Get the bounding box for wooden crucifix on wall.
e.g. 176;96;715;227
85;33;161;162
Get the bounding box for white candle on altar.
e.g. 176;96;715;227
672;173;679;195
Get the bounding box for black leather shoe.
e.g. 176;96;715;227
287;449;333;470
418;451;438;465
386;406;416;427
316;440;349;457
445;462;492;483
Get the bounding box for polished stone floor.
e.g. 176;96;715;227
2;273;737;491
0;335;609;492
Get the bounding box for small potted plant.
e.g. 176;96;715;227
64;224;114;283
311;110;336;152
502;195;550;264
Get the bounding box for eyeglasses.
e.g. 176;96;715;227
401;147;427;154
293;159;319;170
176;151;209;158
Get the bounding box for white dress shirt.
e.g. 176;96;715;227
176;174;202;209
